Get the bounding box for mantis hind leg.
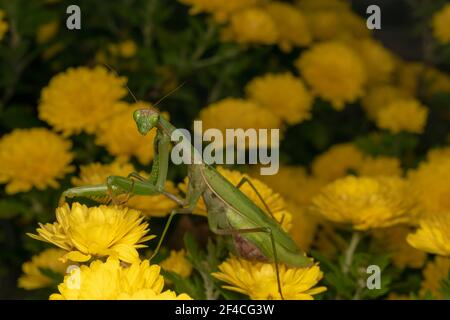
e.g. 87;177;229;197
213;226;285;300
235;177;280;223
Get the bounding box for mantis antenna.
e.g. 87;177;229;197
103;63;186;109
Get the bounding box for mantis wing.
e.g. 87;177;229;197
201;166;312;267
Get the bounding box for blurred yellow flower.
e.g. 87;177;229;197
375;99;428;134
311;143;364;181
28;202;154;263
311;176;417;230
212;256;326;300
264;2;311;52
296;0;350;12
420;256;450;299
426;146;450;162
396;62;450;97
36;21;59;44
256;166;325;207
372;226;426;269
0;10;8;40
358;156;403;177
351;38;396;84
432;4;450;43
0;128;74;194
18;249;68;290
38;66;127;136
179;0;263;23
108;39;138;58
396;61;424;96
95;101;160;165
298;0;368;41
409;155;450;214
339;11;371;39
72;159;179;217
303;11;341;41
423;67;450;96
50;257;191;300
160;249;193;279
362;84;410;120
199;98;282;149
296;41;366;110
287;201;319;251
245;73;313;125
407;212;450;256
222;7;278;45
178;167;292;232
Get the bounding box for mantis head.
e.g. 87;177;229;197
133;109;160;135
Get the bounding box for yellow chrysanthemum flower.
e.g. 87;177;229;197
407;213;450;256
18;249;68;290
408;155;450;215
339;11;371;39
50;257;191;300
286;201;319;251
199;98;282;149
426;146;450;162
358;156;403;177
95;102;162;165
311;176;417;230
298;0;369;41
311;143;364;181
351;38;396;84
28;202;154;263
222;7;278;45
160;249;193;279
396;61;424;96
255;166;325;207
108;40;138;58
296;41;367;110
36;21;59;44
178;167;292;232
179;0;263;23
245;73;313;125
0;128;74;194
212;256;326;300
423;67;450;96
38;66;127;136
420;256;450;299
0;10;8;40
303;11;341;41
71;159;179;217
432;4;450;44
296;0;350;12
362;84;410;120
372;226;426;269
375;99;428;134
396;62;450;97
264;2;311;52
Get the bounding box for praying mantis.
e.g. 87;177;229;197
59;107;313;299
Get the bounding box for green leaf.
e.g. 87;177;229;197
0;199;28;219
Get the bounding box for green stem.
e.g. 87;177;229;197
342;231;362;275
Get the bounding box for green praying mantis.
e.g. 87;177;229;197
59;106;313;299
